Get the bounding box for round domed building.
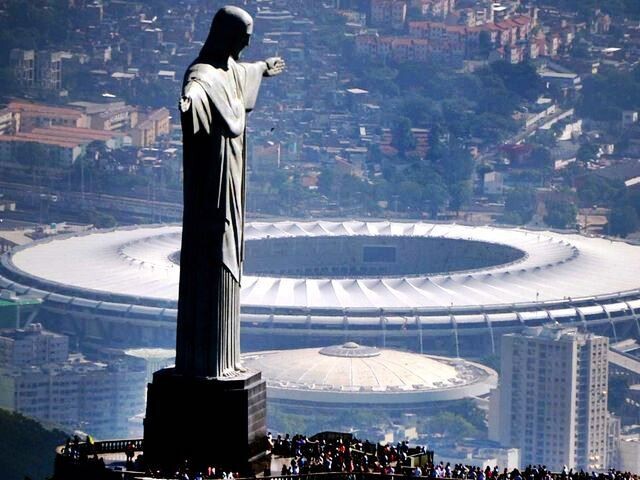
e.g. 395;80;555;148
242;342;498;436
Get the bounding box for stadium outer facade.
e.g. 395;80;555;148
1;220;640;356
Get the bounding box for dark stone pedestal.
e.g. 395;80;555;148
143;367;267;475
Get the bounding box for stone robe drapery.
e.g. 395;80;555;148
175;58;263;378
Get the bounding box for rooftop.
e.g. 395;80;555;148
6;101;85;119
243;343;497;404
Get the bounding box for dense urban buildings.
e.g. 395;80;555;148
490;326;611;471
0;0;639;234
0;324;145;439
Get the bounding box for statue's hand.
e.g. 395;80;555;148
264;57;285;77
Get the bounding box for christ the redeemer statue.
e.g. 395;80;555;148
175;6;285;378
144;7;282;471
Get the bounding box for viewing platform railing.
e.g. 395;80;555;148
56;438;144;456
54;437;435;480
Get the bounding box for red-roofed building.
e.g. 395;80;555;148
131;108;171;147
0;102;131;171
0;125;128;170
90;105;138;131
512;15;533;40
356;34;445;63
7;101;90;131
29;126;127;149
494;21;514;47
359;13;533;64
0;134;83;170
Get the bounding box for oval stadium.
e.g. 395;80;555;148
1;221;640;356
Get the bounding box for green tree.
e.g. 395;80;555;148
398;180;424;211
577;175;624;207
501;211;523;225
391;116;416;155
576;144;599;163
427;411;479;438
627;190;640;216
440;147;474;185
531;146;552;168
608;205;639;237
449;181;472;216
544;199;578;229
478;31;492;57
577;66;640;122
0;409;67;480
403;161;450;217
555;0;640;20
78;209;118;228
17;142;49;189
505;188;537;224
0;67;19;95
532;129;557;148
489;61;543;102
317;168;335;196
424;180;450;217
0;0;71;65
400;94;439;127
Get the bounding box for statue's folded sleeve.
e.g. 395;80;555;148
181;63;247;138
180;80;211;135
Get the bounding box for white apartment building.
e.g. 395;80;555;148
490;325;609;471
0;323;68;366
0;325;145;438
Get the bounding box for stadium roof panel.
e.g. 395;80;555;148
3;221;640;315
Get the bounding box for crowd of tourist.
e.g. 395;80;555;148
267;435;638;480
269;432;430;476
419;464;638;480
58;432;639;480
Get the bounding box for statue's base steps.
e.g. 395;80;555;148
144;367;267;474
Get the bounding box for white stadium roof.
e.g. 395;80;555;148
4;221;640;310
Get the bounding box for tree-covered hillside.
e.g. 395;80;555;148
0;408;67;480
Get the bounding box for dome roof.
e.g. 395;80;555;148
243;344;497;404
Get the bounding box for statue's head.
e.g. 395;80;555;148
200;6;254;62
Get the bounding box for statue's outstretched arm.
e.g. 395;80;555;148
237;57;285;112
180;80;211;135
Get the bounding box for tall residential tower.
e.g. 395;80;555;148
490;325;609;470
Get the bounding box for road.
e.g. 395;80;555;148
0;180;183;223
